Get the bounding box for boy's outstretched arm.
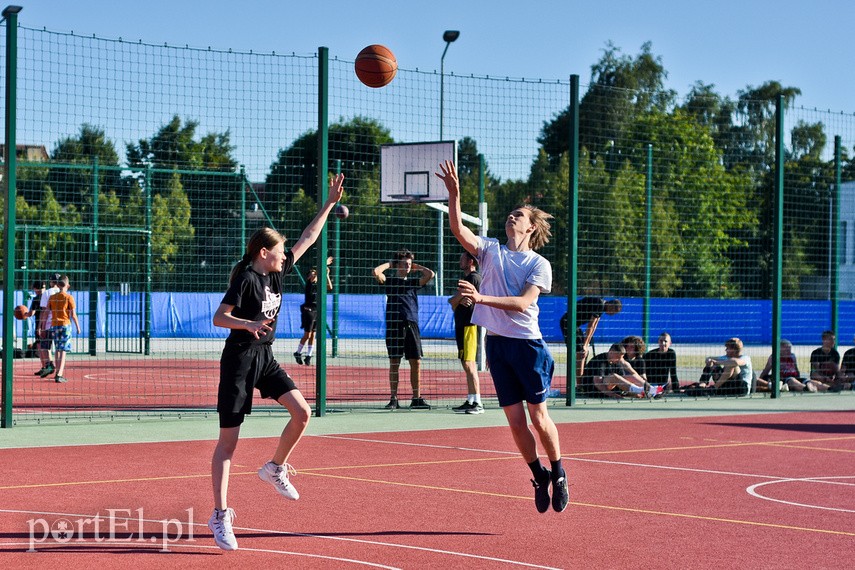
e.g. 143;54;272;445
436;161;478;255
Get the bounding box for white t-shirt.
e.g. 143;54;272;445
40;285;60;327
471;236;552;339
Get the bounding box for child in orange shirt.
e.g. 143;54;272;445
48;275;81;383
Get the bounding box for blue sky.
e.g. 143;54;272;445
16;0;855;115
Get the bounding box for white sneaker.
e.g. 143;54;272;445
207;507;238;551
258;461;299;500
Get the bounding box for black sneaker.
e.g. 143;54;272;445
293;352;303;365
452;401;473;414
409;398;432;410
551;472;569;512
38;366;55;378
532;470;551;513
54;376;68;383
303;355;312;366
34;366;48;376
466;403;485;414
383;398;400;410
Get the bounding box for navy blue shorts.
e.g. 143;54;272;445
486;336;554;406
218;342;296;428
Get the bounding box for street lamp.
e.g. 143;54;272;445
437;30;459;296
440;30;459;140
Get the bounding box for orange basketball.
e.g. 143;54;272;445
14;304;27;320
355;44;397;88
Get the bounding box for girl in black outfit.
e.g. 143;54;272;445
207;173;344;551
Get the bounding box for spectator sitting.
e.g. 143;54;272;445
691;338;752;397
622;335;660;397
585;342;648;399
644;332;679;394
756;339;815;393
838;334;855;390
560;297;622;378
809;330;846;392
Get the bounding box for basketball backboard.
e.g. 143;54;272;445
380;141;456;203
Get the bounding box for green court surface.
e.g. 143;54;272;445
2;393;852;450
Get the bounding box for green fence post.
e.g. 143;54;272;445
771;95;785;398
144;165;152;355
2;5;22;428
89;157;99;355
565;74;580;407
239;166;246;249
831;136;841;344
643;144;652;349
315;46;329;417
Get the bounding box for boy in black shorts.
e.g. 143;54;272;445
372;249;435;410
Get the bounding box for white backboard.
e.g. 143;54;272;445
380;141;457;203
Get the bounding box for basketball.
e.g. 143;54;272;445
335;204;349;220
354;44;397;88
14;305;27;320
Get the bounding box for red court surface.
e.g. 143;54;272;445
0;411;853;568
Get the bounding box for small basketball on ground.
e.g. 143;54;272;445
14;305;27;320
335;204;349;220
354;44;397;88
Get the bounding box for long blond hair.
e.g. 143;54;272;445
518;204;553;251
228;227;286;285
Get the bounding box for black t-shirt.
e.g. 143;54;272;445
29;293;43;330
383;276;423;323
576;297;606;328
588;352;624;378
453;271;482;329
810;347;840;369
627;356;646;378
644;348;678;385
842;348;855;373
221;251;295;345
559;297;606;341
303;279;317;308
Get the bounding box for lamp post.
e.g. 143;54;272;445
437;30;459;296
439;30;459;140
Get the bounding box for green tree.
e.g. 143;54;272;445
265;116;394;206
151;172;195;288
539;42;675;168
46;124;124;216
626;109;754;297
127;115;239;289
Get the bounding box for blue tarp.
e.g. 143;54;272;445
4;291;854;345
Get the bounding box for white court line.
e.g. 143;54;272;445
0;540;400;568
314;434;843;483
0;508;560;569
746;476;855;513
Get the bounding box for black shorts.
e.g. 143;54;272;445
218;342;297;428
300;304;318;332
38;329;53;350
385;320;423;360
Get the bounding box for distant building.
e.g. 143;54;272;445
0;144;49;162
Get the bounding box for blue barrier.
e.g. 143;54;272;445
4;291;854;345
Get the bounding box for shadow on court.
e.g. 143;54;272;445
705;421;855;434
